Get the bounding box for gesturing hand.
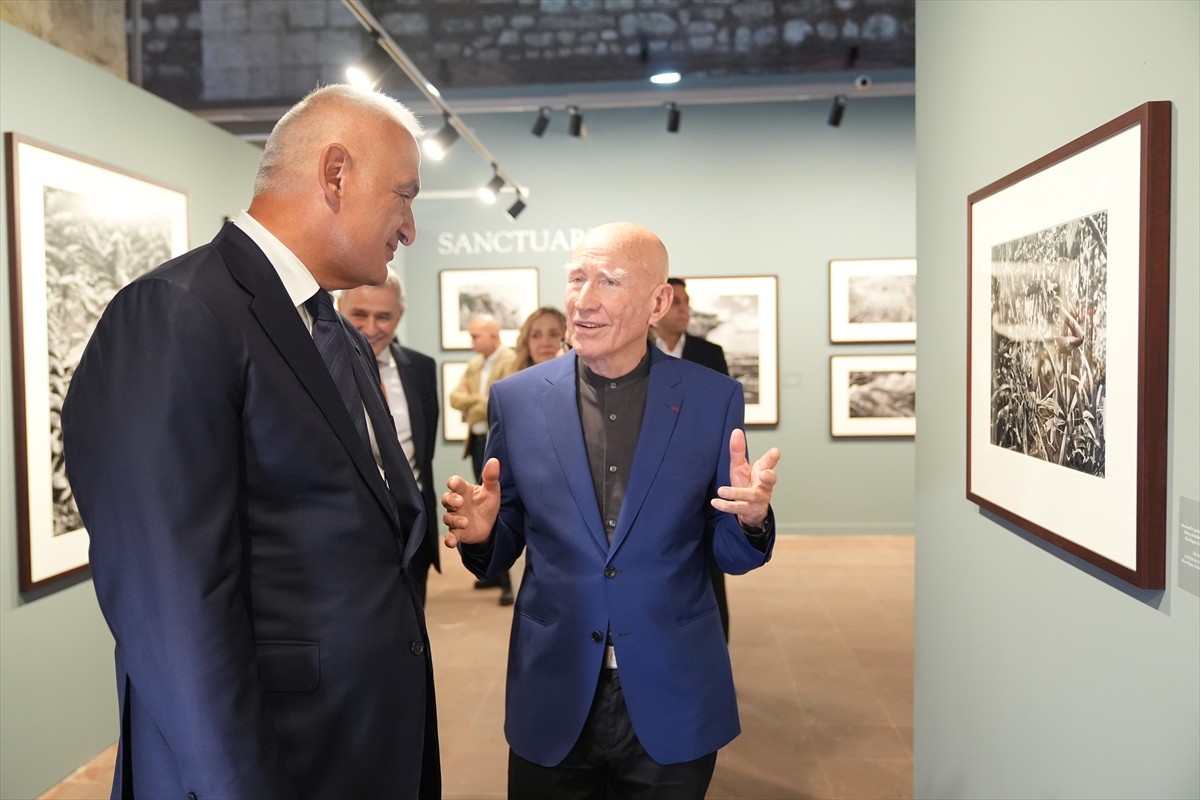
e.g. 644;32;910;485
710;429;781;530
441;457;502;548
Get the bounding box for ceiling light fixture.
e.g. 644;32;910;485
568;106;583;137
506;197;527;221
827;95;846;127
531;106;550;137
478;170;505;204
422;114;459;160
650;71;681;85
665;102;681;133
342;0;530;218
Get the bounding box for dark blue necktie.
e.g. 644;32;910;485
306;290;371;454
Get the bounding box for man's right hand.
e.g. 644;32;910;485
441;457;502;548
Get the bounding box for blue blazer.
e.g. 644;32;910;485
464;347;774;766
63;223;439;799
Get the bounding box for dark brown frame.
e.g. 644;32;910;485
966;101;1171;590
6;133;189;592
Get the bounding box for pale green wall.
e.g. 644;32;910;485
914;2;1199;798
0;22;262;798
400;98;919;536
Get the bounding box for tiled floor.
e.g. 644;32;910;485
40;536;913;800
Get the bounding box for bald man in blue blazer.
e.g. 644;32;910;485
443;222;781;800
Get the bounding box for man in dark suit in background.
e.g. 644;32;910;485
654;275;733;640
340;269;440;605
62;85;440;799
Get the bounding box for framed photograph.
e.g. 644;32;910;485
440;361;469;442
829;258;917;342
6;133;189;592
830;355;916;438
683;275;778;426
439;267;539;350
967;101;1170;590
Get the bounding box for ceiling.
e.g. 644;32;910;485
133;0;915;141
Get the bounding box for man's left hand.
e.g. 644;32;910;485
712;429;780;530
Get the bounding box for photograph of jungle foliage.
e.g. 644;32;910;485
989;211;1107;477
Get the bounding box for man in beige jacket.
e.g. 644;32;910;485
449;313;516;604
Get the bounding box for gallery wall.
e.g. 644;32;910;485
396;96;919;536
0;22;263;798
913;1;1199;797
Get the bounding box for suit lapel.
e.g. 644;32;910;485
543;355;608;552
392;342;428;463
610;350;684;555
214;224;402;529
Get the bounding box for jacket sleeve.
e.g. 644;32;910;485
62;278;297;798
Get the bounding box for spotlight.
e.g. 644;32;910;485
568;106;583;137
422;115;459;160
650;71;681;85
827;95;846;127
478;171;505;205
531;106;550;137
665;102;681;133
345;65;373;89
506;197;527;221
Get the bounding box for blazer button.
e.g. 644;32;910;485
604;566;617;578
410;639;425;656
591;630;603;643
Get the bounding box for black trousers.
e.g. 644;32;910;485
507;670;717;800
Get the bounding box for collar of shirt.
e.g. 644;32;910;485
375;343;394;369
579;347;653;389
231;210;321;330
655;332;686;359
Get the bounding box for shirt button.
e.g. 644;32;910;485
410;639;425;656
607;519;616;528
608;465;617;473
609;413;617;421
609;382;617;389
604;566;617;578
592;630;604;643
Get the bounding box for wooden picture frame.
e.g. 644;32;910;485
439;267;539;350
829;258;917;342
682;275;779;426
440;361;469;442
6;133;190;592
830;354;916;438
966;101;1171;590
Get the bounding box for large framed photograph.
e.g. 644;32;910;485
967;101;1170;590
6;133;189;592
829;258;916;342
830;355;916;438
682;275;778;426
439;267;539;350
440;361;469;442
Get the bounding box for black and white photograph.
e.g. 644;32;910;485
440;361;469;442
683;275;779;426
439;267;539;350
830;355;916;438
989;212;1107;477
967;101;1170;589
7;133;189;592
829;258;917;342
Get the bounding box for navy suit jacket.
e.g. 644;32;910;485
462;347;774;766
62;223;440;799
388;339;440;575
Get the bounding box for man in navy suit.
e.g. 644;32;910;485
340;270;441;605
442;222;781;799
62;85;440;799
654;275;733;640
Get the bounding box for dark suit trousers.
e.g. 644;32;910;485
507;670;716;800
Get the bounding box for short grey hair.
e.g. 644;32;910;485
338;266;405;308
254;84;424;197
